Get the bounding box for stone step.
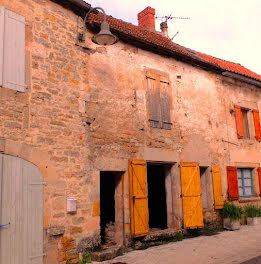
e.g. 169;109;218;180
90;246;124;262
142;229;181;242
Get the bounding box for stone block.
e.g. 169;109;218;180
47;225;65;236
61;236;76;251
92;201;100;217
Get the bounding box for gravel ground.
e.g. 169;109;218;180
93;225;261;264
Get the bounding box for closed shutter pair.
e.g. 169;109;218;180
227;166;261;200
235;105;261;141
146;72;172;129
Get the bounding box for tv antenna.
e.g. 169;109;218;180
156;14;190;40
155;14;190;22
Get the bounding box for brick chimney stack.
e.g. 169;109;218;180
137;7;155;30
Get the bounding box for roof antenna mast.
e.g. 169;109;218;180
155;14;190;39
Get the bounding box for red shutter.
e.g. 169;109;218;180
227;166;239;200
234;105;244;138
253;109;261;141
258;167;261;197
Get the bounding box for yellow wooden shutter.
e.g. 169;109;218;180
180;162;204;229
212;166;224;209
129;159;149;237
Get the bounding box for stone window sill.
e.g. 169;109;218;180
238;197;261;203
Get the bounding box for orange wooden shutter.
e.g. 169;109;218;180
234;105;244;138
180;162;204;229
159;77;172;130
226;166;239;200
258;167;261;197
212;166;224;209
128;159;149;237
252;109;261;141
147;73;161;128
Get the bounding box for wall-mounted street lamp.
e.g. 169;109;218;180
77;7;118;46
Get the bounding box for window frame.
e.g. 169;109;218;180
237;168;254;198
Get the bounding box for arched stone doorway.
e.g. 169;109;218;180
0;154;44;264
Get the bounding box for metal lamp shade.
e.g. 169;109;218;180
92;21;118;45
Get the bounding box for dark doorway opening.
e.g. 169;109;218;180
200;167;208;210
147;164;167;230
100;171;123;247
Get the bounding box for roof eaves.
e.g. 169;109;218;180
50;0;92;18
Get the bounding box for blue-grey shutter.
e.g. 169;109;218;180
3;8;26;92
0;6;5;87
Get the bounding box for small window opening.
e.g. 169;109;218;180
147;164;167;230
242;109;250;139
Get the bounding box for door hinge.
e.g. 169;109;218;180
29;253;46;259
29;182;46;185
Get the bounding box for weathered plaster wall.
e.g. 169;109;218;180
0;0;260;263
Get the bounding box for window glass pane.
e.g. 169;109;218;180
244;178;252;186
237;169;242;179
244;169;251;178
239;188;243;196
238;178;243;187
245;187;253;196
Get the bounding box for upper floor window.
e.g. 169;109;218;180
242;108;250;138
146;70;172;130
234;105;261;141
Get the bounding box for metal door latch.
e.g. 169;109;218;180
0;222;10;227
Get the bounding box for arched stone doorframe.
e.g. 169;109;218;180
0;138;53;179
0;138;57;229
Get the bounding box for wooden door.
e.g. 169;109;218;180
0;154;44;264
129;159;149;237
180;162;204;229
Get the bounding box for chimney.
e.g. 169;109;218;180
137;7;155;30
160;21;168;38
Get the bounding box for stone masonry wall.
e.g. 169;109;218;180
0;0;261;263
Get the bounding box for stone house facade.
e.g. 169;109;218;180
0;0;261;263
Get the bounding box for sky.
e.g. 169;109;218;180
86;0;261;75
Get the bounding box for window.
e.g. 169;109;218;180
227;166;261;200
146;71;172;129
234;105;261;141
242;109;250;138
237;168;254;197
0;6;26;92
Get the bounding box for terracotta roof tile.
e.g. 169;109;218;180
194;51;261;81
88;12;261;82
